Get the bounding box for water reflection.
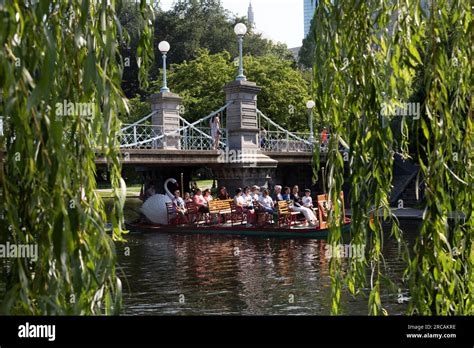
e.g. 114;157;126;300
117;222;419;315
119;224;417;315
0;222;418;315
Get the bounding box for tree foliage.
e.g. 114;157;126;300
0;0;154;314
119;0;295;98
312;0;472;315
149;50;311;131
298;18;316;69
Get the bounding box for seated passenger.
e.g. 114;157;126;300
234;188;255;226
242;186;254;208
183;192;193;203
302;189;314;208
217;186;229;200
193;189;209;213
272;185;283;201
290;185;318;226
203;189;213;204
234;188;245;208
172;190;188;222
251;185;261;201
258;189;275;214
281;186;291;201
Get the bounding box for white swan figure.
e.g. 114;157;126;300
141;178;178;225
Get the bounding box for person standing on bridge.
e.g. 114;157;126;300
211;114;221;150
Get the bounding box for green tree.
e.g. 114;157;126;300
312;0;472;315
119;1;160;99
154;1;295;66
115;0;295;99
246;55;311;132
0;0;154;314
149;50;310;131
298;18;315;69
162;49;234;122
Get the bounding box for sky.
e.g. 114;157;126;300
159;0;304;48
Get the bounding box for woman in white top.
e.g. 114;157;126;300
234;188;255;225
210;114;221;150
242;187;254;208
234;188;245;207
290;185;318;226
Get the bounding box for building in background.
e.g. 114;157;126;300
304;0;317;38
248;1;255;28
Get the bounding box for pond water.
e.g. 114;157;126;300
117;221;420;315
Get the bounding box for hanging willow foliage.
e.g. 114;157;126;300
0;0;154;314
312;0;472;315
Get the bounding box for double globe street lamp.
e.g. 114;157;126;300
159;40;171;93
234;23;248;81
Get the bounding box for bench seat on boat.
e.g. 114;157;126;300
277;200;300;227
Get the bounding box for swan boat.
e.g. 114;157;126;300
125;218;351;239
128;178;351;239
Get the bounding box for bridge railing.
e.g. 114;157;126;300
119;124;164;149
257;110;314;153
259;130;314;152
181;126;228;151
119;103;232;150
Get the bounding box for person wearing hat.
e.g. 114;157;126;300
250;185;260;201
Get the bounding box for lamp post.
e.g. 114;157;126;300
234;23;247;81
306;100;316;143
159;41;170;93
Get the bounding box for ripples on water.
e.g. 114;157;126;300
117;221;420;316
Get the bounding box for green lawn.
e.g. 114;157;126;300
96;179;214;198
96;184;142;198
194;179;214;190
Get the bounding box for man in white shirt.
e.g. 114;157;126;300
258;189;275;213
302;189;314;208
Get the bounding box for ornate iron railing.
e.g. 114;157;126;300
119;124;164;149
119;105;347;153
257;110;314;152
119;103;231;150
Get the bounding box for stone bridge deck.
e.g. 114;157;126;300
95;149;322;167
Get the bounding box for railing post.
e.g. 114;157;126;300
214;80;277;194
133;125;137;145
183;128;187;150
149;91;182;150
286;131;289;152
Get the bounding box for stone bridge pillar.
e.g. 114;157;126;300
212;80;277;194
149;92;182;150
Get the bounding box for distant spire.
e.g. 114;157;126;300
248;1;255;27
